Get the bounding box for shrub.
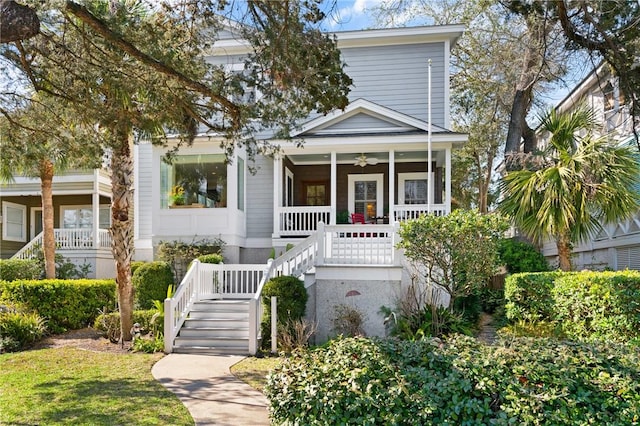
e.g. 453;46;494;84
260;275;307;350
0;305;46;352
0;259;41;281
278;319;317;354
94;309;159;343
504;272;562;322
332;304;366;337
132;261;174;309
131;261;147;276
498;238;549;273
0;279;116;333
552;270;640;343
157;237;225;282
197;253;223;264
132;333;164;353
266;336;640;425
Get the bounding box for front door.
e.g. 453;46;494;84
348;173;384;222
31;208;43;240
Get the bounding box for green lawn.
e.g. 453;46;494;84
0;348;193;425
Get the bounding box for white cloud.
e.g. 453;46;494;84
326;0;387;30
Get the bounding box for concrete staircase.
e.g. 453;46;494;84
172;299;251;355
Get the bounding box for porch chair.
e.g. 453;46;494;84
351;213;366;224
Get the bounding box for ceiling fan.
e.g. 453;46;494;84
354;153;379;167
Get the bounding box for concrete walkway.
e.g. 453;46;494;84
152;354;270;426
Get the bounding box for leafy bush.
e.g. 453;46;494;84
132;333;164;353
260;275;307;350
498;238;549;273
132;261;174;309
0;259;41;281
504;272;562;322
0;279;116;333
552;270;640;343
266;336;640;425
157;237;225;282
94;309;159;343
197;253;223;264
130;261;147;276
0;304;46;352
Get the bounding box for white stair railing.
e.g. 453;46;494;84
11;228;113;260
12;232;44;259
164;260;201;353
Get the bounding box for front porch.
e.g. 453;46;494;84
272;148;451;239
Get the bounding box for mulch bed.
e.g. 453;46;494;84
32;328;133;354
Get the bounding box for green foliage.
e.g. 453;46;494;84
196;253;223;264
34;249;93;279
397;210;509;306
260;276;307;349
266;336;640;425
498;238;549;273
504;272;562;322
132;333;164;353
130;261;147;276
336;210;350;224
505;270;640;344
382;304;473;341
0;279;116;334
478;286;505;314
0;259;41;281
0;304;46;352
132;261;174;310
94;309;160;343
498;320;563;339
157;238;224;282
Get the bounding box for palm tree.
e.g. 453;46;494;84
499;106;640;271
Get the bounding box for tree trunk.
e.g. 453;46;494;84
0;1;40;43
110;129;134;342
556;234;572;271
40;159;56;279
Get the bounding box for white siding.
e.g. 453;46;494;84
136;143;153;240
246;155;273;238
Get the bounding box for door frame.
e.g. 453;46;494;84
30;207;43;240
347;173;384;218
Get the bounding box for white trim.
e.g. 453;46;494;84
2;201;27;242
398;172;429;204
285;167;294;207
59;204;111;229
30;207;43;240
347;173;384;219
444;39;451;129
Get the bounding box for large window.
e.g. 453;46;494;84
348;174;384;221
2;201;26;242
304;181;328;206
161;154;227;208
399;172;429;205
61;205;110;229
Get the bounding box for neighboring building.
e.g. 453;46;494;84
540;64;640;270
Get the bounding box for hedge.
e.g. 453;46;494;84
505;270;640;344
132;261;174;309
266;336;640;425
0;279;116;333
0;259;42;282
260;275;307;349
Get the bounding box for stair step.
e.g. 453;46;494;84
184;318;249;328
173;336;248;348
179;327;249;338
188;310;249;320
172;346;250;355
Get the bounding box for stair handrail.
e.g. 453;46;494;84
248;229;320;354
11;231;44;259
164;259;201;353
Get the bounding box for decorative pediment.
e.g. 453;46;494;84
293;99;447;137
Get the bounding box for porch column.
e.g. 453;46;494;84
273;155;282;237
92;169;100;248
330;151;337;225
445;146;452;214
388;150;395;223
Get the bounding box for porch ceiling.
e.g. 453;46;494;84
287;150;445;166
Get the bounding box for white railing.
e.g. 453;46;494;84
393;204;448;221
318;222;401;266
165;260;201;353
12;228;112;259
278;206;331;236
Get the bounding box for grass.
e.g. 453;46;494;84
231;356;282;392
0;347;193;425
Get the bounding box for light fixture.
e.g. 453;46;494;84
354;154;379;167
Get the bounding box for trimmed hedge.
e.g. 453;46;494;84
0;279;116;333
132;261;174;309
197;253;223;264
260;275;307;349
505;270;640;343
266;336;640;425
94;309;160;343
0;259;42;281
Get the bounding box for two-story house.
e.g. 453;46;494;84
540;64;640;270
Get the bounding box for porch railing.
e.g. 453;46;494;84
318;222;401;266
393;204;447;221
12;228;113;259
277;206;331;236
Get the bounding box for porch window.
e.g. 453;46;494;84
304;182;327;206
160;154;227;208
2;201;26;242
61;206;110;229
348;174;384;221
399;172;429;205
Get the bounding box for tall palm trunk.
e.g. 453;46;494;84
40;159;56;279
110;128;135;342
556;233;572;271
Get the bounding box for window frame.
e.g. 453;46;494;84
59;205;111;229
302;180;329;206
2;201;27;242
398;172;429;205
347;173;384;219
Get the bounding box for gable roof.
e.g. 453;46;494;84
292;99;449;137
